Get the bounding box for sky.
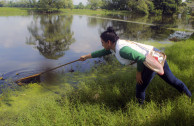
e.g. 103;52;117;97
73;0;87;5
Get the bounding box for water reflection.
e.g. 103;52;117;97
104;13;192;29
87;16;173;41
0;14;194;88
26;15;75;59
87;14;194;41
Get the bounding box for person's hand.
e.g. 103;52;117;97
136;71;143;84
80;54;92;61
80;55;87;61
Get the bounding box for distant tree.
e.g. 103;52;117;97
101;0;129;10
67;0;73;9
128;0;154;14
87;0;102;10
75;2;85;9
63;0;73;9
36;0;73;13
153;0;182;15
28;0;37;8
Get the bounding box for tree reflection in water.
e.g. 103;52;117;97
87;14;187;41
26;15;75;59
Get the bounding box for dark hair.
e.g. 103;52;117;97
100;27;119;43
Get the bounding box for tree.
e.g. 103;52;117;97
153;0;182;15
100;0;130;10
75;2;85;9
36;0;73;13
87;0;102;10
63;0;73;8
27;15;75;59
29;0;37;8
128;0;153;15
67;0;73;9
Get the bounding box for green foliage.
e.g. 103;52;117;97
63;0;73;9
35;0;65;13
2;0;73;13
3;0;35;8
145;0;155;14
74;2;85;9
127;0;155;15
153;0;182;15
99;0;183;15
88;0;102;10
136;0;149;15
1;0;186;15
26;15;75;59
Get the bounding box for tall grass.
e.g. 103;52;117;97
0;39;193;125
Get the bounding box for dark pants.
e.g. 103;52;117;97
136;49;192;104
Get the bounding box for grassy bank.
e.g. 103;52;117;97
0;7;128;16
0;39;194;125
0;7;29;16
60;9;128;16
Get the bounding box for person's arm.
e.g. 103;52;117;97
119;46;145;84
80;54;92;61
80;49;112;61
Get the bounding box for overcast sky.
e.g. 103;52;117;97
73;0;87;5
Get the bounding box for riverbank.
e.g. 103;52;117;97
0;7;28;16
0;7;129;16
0;39;193;125
60;8;129;16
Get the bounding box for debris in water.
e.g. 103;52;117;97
69;69;75;73
0;77;4;80
168;31;193;42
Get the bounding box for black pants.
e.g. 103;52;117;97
136;49;192;104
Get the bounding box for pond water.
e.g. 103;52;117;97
0;13;194;88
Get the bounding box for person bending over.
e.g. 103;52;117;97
80;27;192;104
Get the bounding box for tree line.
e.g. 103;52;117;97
0;0;73;12
83;0;191;15
0;0;192;15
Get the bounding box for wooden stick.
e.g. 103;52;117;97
15;59;81;85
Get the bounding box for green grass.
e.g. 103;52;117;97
167;28;194;32
0;39;193;125
0;7;29;16
0;7;128;16
60;9;129;16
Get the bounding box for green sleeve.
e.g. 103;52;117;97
91;49;112;58
119;46;146;72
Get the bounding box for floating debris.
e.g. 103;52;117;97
69;69;75;73
16;73;19;75
168;31;193;42
0;77;4;80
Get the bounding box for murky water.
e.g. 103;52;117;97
0;13;193;87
